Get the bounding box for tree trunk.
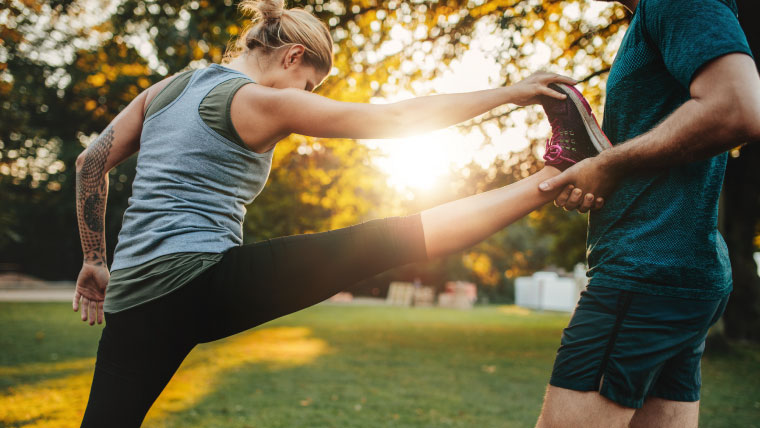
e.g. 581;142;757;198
723;145;760;341
721;0;760;342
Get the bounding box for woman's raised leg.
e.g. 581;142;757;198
202;166;583;341
421;166;565;258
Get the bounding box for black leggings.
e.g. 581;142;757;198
81;215;427;427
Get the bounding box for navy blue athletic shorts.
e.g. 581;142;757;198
549;285;729;408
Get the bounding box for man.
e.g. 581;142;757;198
534;0;760;426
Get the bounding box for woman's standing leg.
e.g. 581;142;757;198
80;271;212;427
81;328;194;428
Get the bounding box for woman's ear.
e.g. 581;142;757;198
283;45;306;69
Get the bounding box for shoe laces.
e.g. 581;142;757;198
544;119;567;163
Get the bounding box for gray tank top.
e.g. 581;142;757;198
111;64;273;271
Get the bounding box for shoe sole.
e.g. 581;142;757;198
554;83;612;153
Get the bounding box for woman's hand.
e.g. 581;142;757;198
539;155;622;211
73;262;109;325
508;72;578;107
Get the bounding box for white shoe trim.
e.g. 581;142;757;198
555;83;613;153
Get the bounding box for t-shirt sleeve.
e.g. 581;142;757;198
642;0;752;88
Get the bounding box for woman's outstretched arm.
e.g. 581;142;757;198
233;72;576;150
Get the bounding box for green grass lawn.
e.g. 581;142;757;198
1;302;758;427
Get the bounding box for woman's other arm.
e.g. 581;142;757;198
73;76;174;324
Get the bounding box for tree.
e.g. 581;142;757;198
0;0;627;289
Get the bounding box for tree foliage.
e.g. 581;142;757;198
1;0;627;294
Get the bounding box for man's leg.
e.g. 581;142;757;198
536;388;699;428
628;295;728;428
538;288;727;428
629;398;699;428
536;386;634;428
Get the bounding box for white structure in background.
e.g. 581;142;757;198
515;264;588;312
438;281;477;310
755;253;760;276
413;286;436;307
386;281;436;307
386;281;415;306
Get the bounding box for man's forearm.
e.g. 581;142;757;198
598;54;760;175
76;125;114;266
597;96;755;176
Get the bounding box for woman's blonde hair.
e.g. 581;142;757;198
224;0;333;74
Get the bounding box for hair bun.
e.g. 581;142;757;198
239;0;284;22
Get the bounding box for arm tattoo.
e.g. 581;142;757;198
76;125;114;266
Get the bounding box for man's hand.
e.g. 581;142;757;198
539;157;621;212
73;263;109;325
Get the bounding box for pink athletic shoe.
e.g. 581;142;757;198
541;83;612;170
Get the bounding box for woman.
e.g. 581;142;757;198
73;0;605;425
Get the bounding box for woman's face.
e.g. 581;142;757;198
279;63;327;92
266;45;328;92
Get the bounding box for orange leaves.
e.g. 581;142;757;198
0;82;11;96
209;46;223;63
463;252;501;286
469;0;515;19
118;63;149;77
76;43;151;108
193;45;205;60
18;0;42;12
71;41;152;121
85;73;106;87
95;63;149;81
0;26;23;44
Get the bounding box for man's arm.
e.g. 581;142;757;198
540;53;760;210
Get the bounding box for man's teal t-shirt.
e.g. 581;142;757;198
587;0;752;300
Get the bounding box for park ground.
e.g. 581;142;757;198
1;303;759;428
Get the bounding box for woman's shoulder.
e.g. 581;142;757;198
143;70;196;118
